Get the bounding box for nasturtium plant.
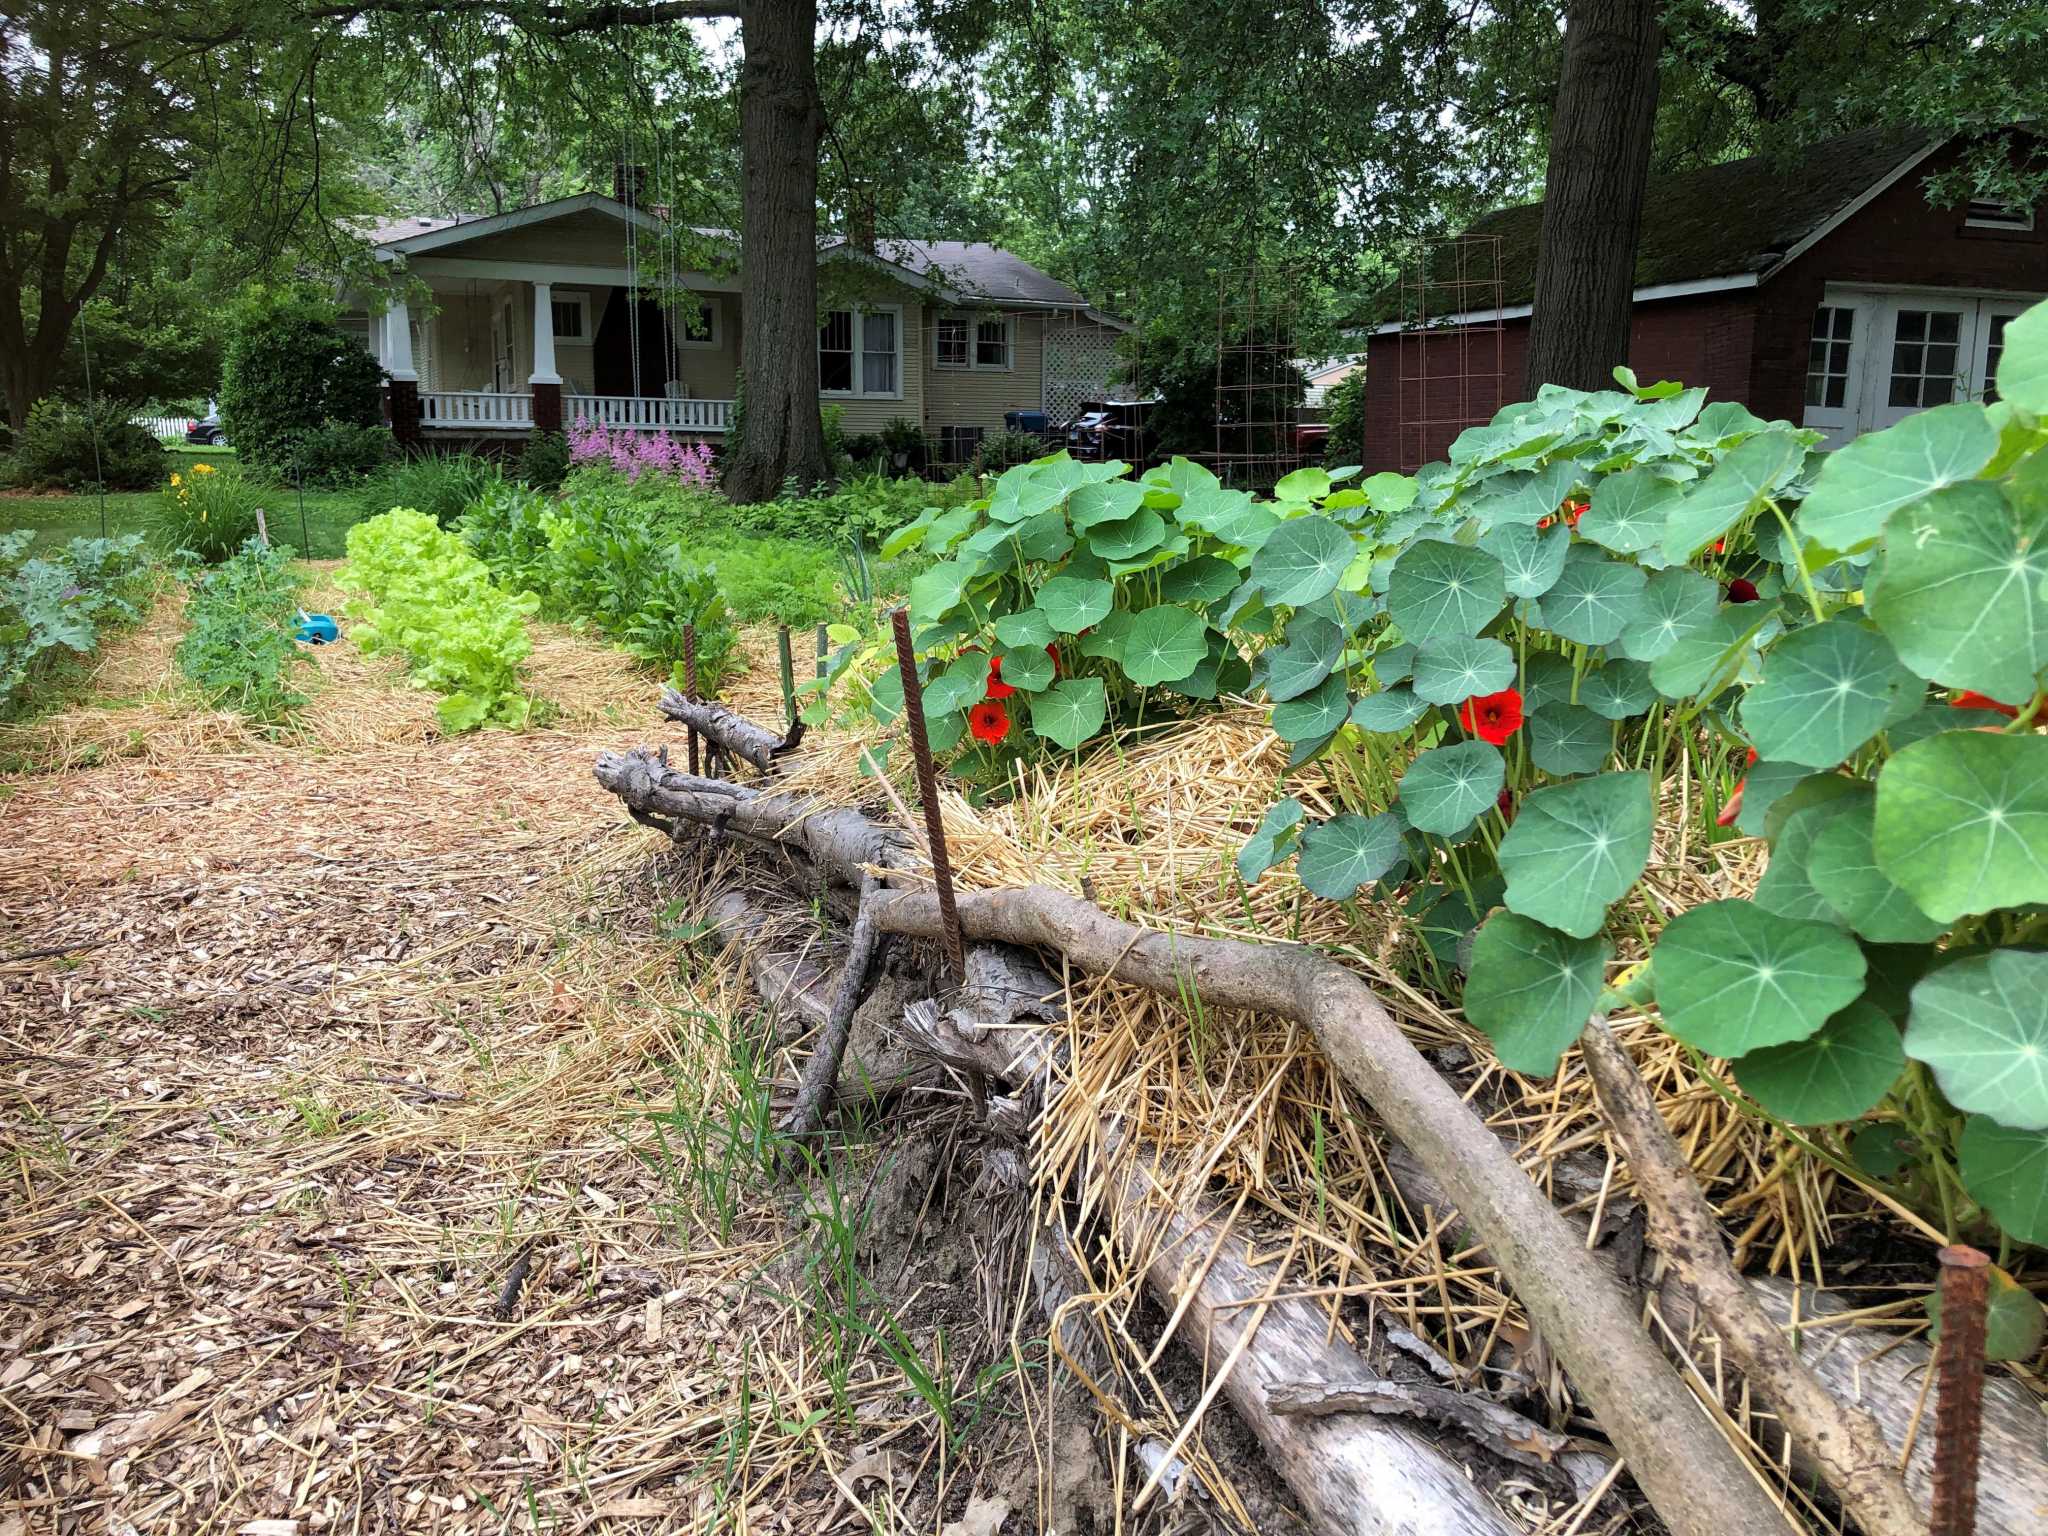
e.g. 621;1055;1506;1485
1233;295;2048;1261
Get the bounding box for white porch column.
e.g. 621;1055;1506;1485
384;298;417;382
530;282;561;386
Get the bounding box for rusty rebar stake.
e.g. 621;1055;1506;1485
682;624;701;777
1931;1243;1990;1536
777;624;797;726
890;607;965;986
815;623;829;680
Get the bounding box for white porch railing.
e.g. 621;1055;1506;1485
419;391;534;429
567;394;733;434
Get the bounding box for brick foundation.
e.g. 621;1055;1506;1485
387;379;422;449
531;381;563;435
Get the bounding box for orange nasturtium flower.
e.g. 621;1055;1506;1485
1458;688;1524;746
969;700;1012;744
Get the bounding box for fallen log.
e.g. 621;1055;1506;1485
656;689;799;772
597;749;1788;1536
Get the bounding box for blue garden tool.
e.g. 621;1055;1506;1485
294;610;339;645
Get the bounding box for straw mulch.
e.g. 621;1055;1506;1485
0;601;1073;1535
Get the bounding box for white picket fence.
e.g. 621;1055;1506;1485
134;414;189;441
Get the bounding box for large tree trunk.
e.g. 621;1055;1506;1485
725;0;831;502
1522;0;1664;394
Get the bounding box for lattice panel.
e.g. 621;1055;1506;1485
1044;324;1121;425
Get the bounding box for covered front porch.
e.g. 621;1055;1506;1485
414;388;734;435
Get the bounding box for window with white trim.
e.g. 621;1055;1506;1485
974;317;1012;369
1985;313;2015;404
819;307;901;396
675;295;719;348
550;292;590;340
1965;200;2035;231
934;315;970;369
1887;308;1963;409
1805;304;1854;409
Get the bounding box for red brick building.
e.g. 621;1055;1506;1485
1361;130;2046;473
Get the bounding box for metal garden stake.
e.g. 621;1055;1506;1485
889;606;965;985
682;623;701;777
1930;1243;1990;1536
777;625;796;726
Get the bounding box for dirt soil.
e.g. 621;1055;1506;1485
0;591;1205;1536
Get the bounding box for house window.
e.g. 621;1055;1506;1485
819;307;902;397
1805;305;1855;409
550;293;589;340
675;296;719;349
975;317;1012;369
1965;200;2035;231
1888;309;1962;409
939;425;985;462
935;315;970;369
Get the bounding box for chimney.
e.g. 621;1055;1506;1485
613;163;649;206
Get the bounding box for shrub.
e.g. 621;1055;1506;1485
0;529;151;717
344;507;536;733
726;471;977;546
843;432;885;469
969;431;1046;477
281;419;393;487
356;451;502;529
6;398;164;491
518;431;571;492
879;416;928;475
176;539;308;722
156;461;261;563
220;287;385;475
1320;369;1364;466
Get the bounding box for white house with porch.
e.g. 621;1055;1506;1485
351;192;1126;459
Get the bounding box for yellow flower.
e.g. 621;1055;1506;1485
193;462;216;475
169;473;182;487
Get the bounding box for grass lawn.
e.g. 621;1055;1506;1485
2;449;371;560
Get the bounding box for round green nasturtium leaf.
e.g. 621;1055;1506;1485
1085;509;1168;563
1542;551;1648;647
1257;614;1344;702
1013;507;1075;562
1470;461;1579;528
1886;704;2012;749
1923;1263;2047;1364
1754;782;1865;923
1159;554;1241;605
1498;771;1653;938
1996;300;2048;412
1077;608;1134;661
1478;522;1571;599
1659;428;1805;563
1166;635;1251;701
1463;911;1610;1077
1026;676;1108;750
1618;566;1721;663
1797;402;1999;555
1118;604;1210;686
987;468;1067;524
909;558;976;624
1850;1121;1916;1178
1740;617;1917;768
1410;634;1517;705
1958;1115;2048;1245
994;608;1056;649
1351;686;1430;733
1805;798;1945;943
1271;673;1352;743
1034;575;1115;634
1362;470;1419;512
1733;999;1904;1125
1903;949;2048;1130
1237;796;1306;883
1298;812;1407;899
1400;741;1506;835
923;654;993;715
1874;730;2048;922
1066;477;1148;530
1651;899;1867;1057
1520;652;1577;715
1650;606;1770;700
1527;702;1613;776
1251;514;1356;607
1867;481;2048;703
1386;540;1506;641
1733;758;1814;838
1577;660;1656;721
1371;641;1417;684
1581;466;1681;555
995;641;1055;692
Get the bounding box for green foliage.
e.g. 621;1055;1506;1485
176;539;308;722
343;507;535;733
969;431;1050;476
220;288;386;476
1230;295;2048;1257
155;462;260;563
358;451;503;530
517;431;571;492
5;399;164;491
285;420;394;488
0;528;151;717
724;470;976;546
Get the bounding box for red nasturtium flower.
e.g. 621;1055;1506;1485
1952;691;2021;718
1727;577;1761;604
1458;688;1524;745
1716;747;1761;828
983;653;1017;700
1046;641;1061;679
1713;539;1727;555
969;699;1012;744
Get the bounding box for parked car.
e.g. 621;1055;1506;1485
1063;399;1153;463
185;415;228;447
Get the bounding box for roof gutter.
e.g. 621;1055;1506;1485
1368;272;1762;334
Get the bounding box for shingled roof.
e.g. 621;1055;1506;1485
1443;128;1935;312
